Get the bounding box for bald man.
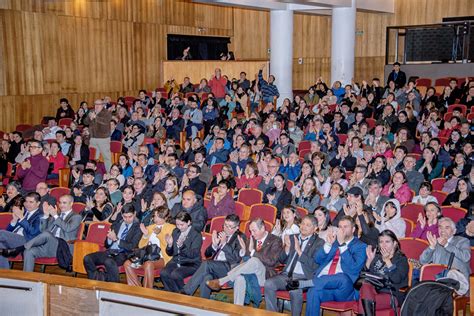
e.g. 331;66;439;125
171;190;207;232
84;99;112;170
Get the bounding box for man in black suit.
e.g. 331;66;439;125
183;214;246;298
387;62;407;89
264;215;324;316
180;163;207;198
83;204;142;283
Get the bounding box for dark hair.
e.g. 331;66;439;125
419;181;433;192
424;202;442;218
314;206;331;230
95;187;112;208
280;206;302;231
225;214;240;226
60;98;69;104
379;229;401;253
339;215;356;228
218;179;231;189
122;203;136;214
122;185;135;194
83;169;95;177
25;192;41;203
175;210;192;223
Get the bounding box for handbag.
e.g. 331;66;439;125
355;271;387;291
128;244;161;268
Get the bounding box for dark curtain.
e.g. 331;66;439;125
167;34;230;60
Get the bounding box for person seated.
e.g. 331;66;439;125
106;178;122;207
207;180;235;219
347;165;370;197
183;98;203;139
265;215;324;316
208;164;236;191
3;195;82;272
366;156;391;188
272;133;296;159
122;123;145;155
293;177;321;214
455;205;474;246
84;204;142;282
55;130;71;156
263;174;292;218
235;161;262;190
46;141;67;180
364;179;389;216
81;187;114;223
68;134;89;168
420;217;471;282
294;216;367;316
415;147;443;181
0;181;23;213
160;211;202;293
442;177;474;210
164;108;184;142
373;199;406;239
17;140;49;193
229;144;253;175
411;181;438;204
70;169;97;203
320;183;347;214
410;202;441;240
124;206;175;288
55;98;75;121
357;230;409;315
271;206;301;241
183;214;245;298
400;155;425;193
381;171;412;205
180;163;207;198
206;218;283;306
0;193;42;269
206;137;229;165
139;192;168;226
35;182;57;210
280;152;302;182
171;190;207;232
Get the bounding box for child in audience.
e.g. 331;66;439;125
411;181;438;204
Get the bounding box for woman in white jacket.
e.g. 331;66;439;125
374;198;406;238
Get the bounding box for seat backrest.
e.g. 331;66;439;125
403;218;414;236
431;178;446;191
399;238;429;260
432;191;448;205
201;233;212;259
86;222;112;244
72;202;86;214
471;247;474;272
420;264;447;281
298;141;311;151
295;207;309;218
0;213;13;230
241;220;274;239
237;188;263;206
50;187;70;201
401;203;424;222
249;203;277;224
209;216;226;233
440;206;467;223
234;201;246;220
210;163;224;176
110;140;123;153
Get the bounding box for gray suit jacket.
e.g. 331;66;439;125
40;211;82;242
366;195;389;215
279;234;325;280
420;235;471;280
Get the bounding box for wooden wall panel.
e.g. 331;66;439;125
231;8;269;60
1;0;473;131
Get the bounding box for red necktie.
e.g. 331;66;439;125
328;248;340;275
256;240;263;251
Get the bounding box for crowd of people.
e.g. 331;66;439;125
0;62;472;315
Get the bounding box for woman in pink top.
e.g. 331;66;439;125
235;161;262;189
411;202;441;240
381;171;413;205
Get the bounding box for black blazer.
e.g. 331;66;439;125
68;144;90;166
205;231;246;268
166;227;202;267
105;220;142;253
279;234;324;280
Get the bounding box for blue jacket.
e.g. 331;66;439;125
258;70;279;100
7;209;43;241
279;162;302;182
314;237;367;283
206;148;230;165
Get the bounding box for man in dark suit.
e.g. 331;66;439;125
35;182;56;211
180;163;207;198
14;194;82;272
387;62;406;88
171;190;207;232
303;216;367;316
206;218;282;306
183;214;246;298
264;215;324;316
83;204;142;282
0;192;43;269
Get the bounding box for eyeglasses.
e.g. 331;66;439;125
29;146;42;149
223;224;237;229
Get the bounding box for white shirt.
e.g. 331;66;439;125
52;210;72;238
292;234;311;276
318;237;354;277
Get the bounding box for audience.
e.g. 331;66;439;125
0;68;472;315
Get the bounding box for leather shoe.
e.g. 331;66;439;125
206;279;221;291
286;280;300;291
1;248;21;258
